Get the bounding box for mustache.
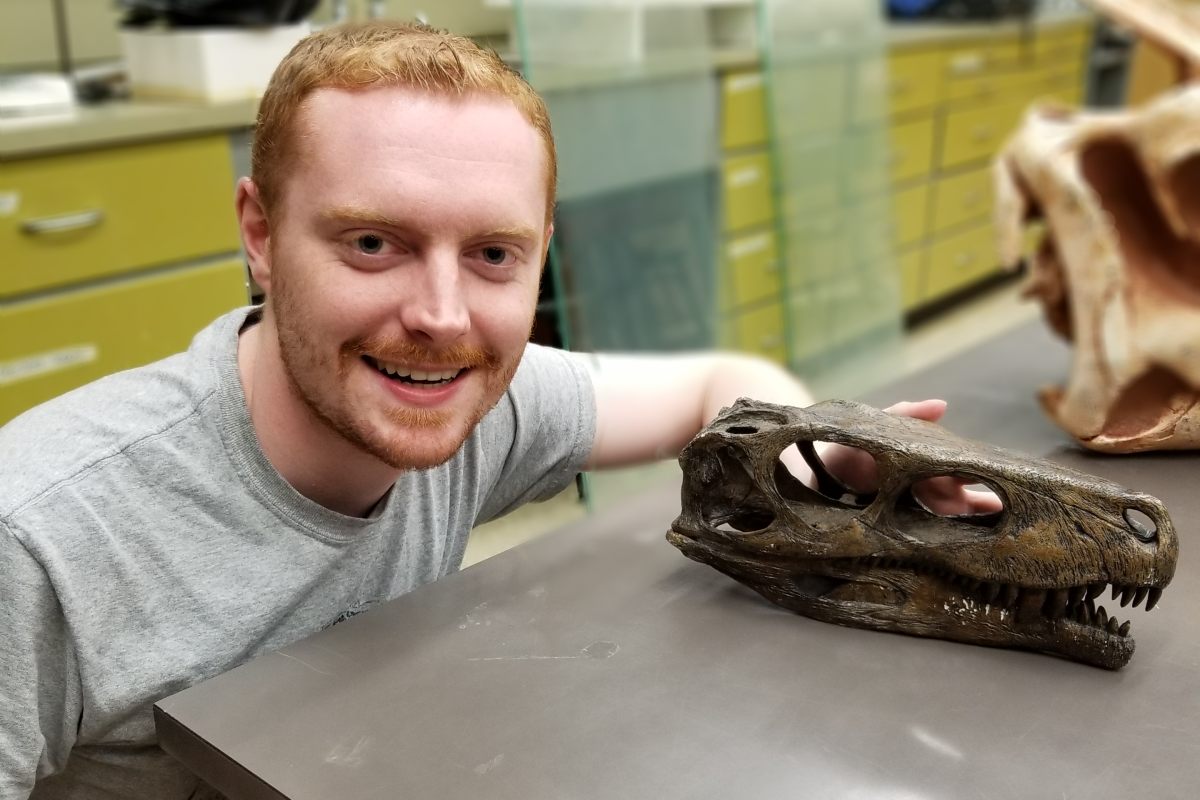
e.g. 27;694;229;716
344;335;501;370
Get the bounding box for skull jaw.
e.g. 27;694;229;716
667;530;1136;670
1040;383;1200;453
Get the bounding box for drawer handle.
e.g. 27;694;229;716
955;252;978;269
21;210;105;236
949;53;985;76
971;125;995;143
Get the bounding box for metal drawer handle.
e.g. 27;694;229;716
21;210;104;235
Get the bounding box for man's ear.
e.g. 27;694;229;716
236;177;273;294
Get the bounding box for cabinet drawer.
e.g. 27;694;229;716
942;38;1027;82
890;116;936;185
721;69;768;150
0;257;247;423
887;48;943;117
847;117;935;196
931;165;993;234
1034;24;1090;63
924;223;1000;301
727;301;787;364
899;246;924;311
940;100;1024;169
723;230;780;310
852;47;941;123
1;135;240;299
722;152;776;233
1023;68;1086;105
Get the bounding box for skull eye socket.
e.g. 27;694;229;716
712;510;776;534
776;439;880;509
901;475;1005;528
698;446;776;535
1124;508;1158;542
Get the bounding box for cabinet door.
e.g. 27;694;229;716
2;135;240;299
1;258;247;423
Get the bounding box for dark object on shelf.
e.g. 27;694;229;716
888;0;1037;20
668;398;1178;669
119;0;319;27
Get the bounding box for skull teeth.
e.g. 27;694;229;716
847;558;1159;636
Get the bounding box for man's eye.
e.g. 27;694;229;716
481;246;510;265
354;234;386;255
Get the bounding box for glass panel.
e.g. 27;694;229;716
760;0;905;397
512;0;718;354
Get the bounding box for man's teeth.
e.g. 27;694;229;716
374;360;461;383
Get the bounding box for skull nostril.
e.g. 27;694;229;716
1124;508;1158;543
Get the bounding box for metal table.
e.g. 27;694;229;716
155;321;1200;799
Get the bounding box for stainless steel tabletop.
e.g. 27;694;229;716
156;321;1200;799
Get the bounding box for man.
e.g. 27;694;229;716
0;21;989;798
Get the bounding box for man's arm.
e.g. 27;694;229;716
0;523;79;795
579;351;1000;514
581;351;811;470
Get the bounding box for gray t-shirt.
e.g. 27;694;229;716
0;307;596;799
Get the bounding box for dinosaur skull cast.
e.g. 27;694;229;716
668;399;1178;669
995;85;1200;452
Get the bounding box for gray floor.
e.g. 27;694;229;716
464;279;1040;567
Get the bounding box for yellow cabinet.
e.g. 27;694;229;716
722;152;776;233
898;247;924;311
721;70;768;151
886;48;943;117
1;257;248;423
931;164;993;234
924;223;1001;300
847;116;935;196
852;47;941;123
726;301;787;364
940;100;1024;170
724;230;780;310
1;135;240;298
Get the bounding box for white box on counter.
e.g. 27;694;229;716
120;23;309;103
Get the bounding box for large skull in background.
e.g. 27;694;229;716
994;85;1200;452
668;399;1177;669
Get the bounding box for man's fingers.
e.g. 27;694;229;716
914;478;1003;517
883;398;948;423
965;487;1004;514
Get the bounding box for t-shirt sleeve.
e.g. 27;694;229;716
474;344;596;525
0;522;81;795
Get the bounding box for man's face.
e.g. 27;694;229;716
263;87;551;470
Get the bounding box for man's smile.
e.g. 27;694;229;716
361;355;468;387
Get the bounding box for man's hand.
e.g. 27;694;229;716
784;399;1003;516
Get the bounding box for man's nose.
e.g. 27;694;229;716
399;252;471;344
